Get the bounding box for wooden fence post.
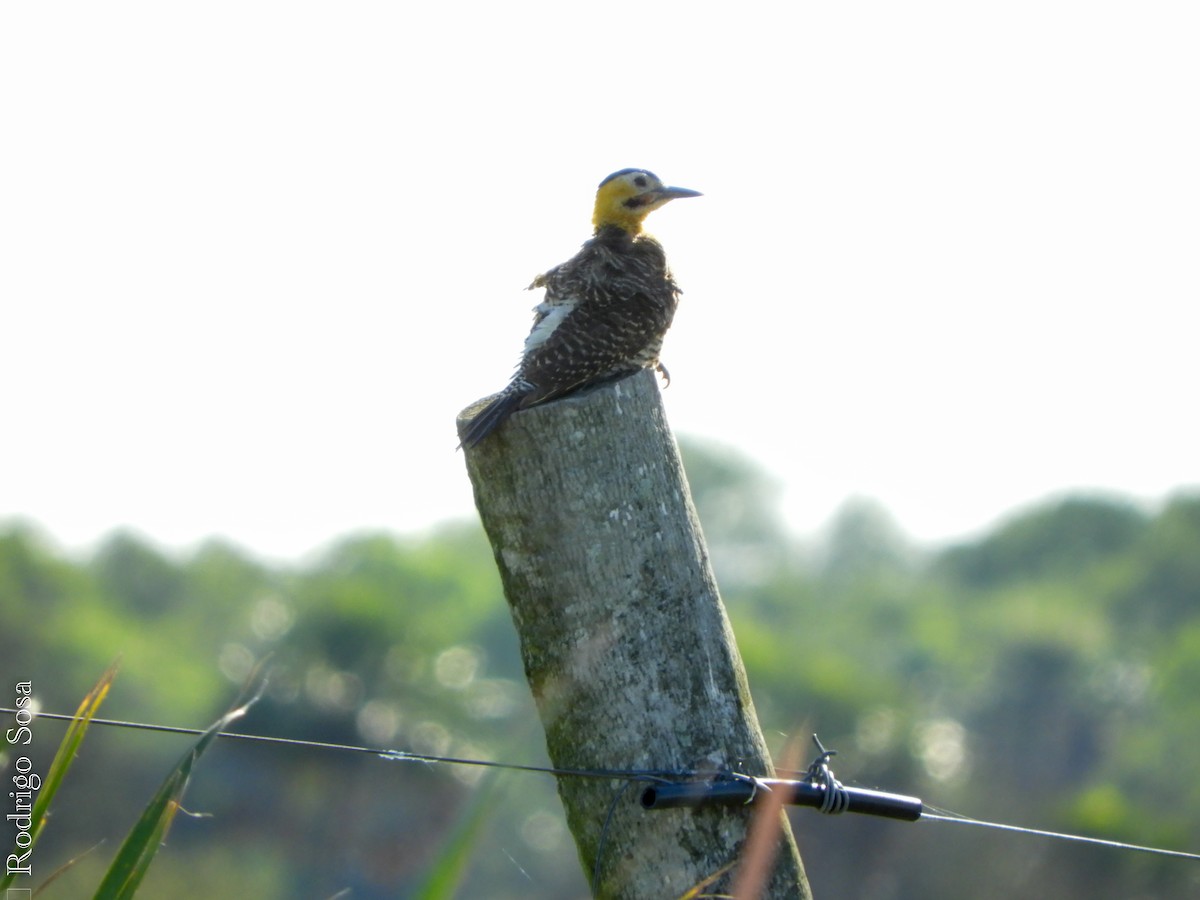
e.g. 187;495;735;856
459;369;811;899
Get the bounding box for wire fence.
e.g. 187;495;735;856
5;707;1198;865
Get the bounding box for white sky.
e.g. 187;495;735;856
3;1;1197;560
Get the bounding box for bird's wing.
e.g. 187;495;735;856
518;290;672;408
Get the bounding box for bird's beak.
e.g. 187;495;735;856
656;186;703;201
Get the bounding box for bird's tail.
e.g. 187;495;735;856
457;384;529;449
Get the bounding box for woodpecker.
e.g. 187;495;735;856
458;168;700;448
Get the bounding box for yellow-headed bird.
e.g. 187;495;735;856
459;168;700;447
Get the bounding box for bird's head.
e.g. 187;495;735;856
592;168;701;235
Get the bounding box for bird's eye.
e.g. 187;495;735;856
633;175;648;188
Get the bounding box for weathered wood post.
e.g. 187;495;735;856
459;369;811;899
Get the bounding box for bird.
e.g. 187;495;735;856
458;168;701;448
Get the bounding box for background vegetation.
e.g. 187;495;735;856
2;440;1198;898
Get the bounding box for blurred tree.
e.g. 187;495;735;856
970;641;1103;793
0;525;76;619
677;437;785;538
678;437;794;586
1110;493;1200;633
937;496;1147;588
94;530;187;617
820;497;914;581
183;539;268;609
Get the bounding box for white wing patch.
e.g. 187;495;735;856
524;300;576;353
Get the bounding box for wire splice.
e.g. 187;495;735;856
640;736;923;822
640;776;923;821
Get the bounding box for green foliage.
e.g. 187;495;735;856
94;688;259;899
936;495;1147;588
93;533;188;619
1;664;116;893
1109;495;1200;633
1;464;1198;898
0;663;264;899
820;497;913;580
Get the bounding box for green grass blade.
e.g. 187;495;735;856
411;773;501;900
91;687;259;900
1;661;118;891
